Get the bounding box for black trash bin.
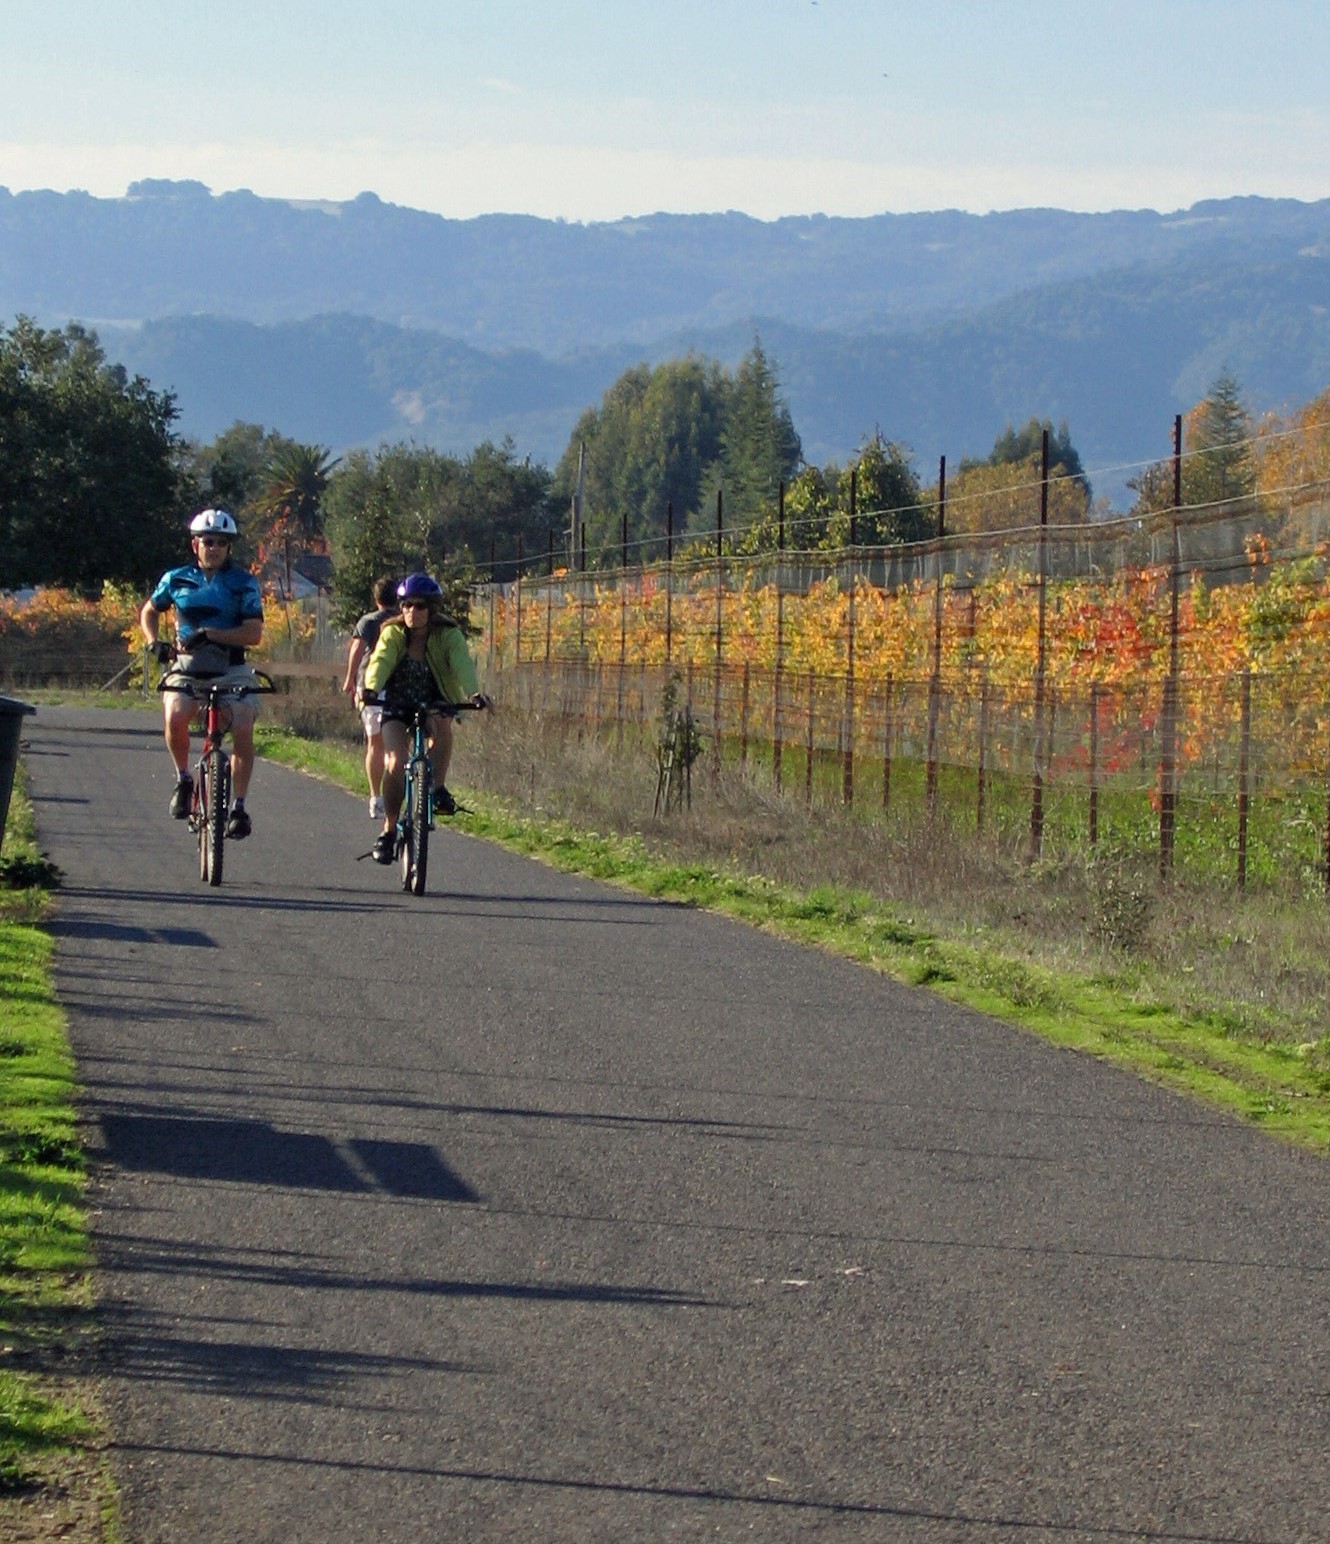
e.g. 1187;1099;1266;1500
0;695;37;855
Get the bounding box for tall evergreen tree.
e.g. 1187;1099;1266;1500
1186;368;1254;504
451;438;553;577
1129;369;1255;514
716;340;802;532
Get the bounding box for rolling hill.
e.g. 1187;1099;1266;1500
4;182;1328;506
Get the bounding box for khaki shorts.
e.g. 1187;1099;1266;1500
360;702;384;737
163;663;263;717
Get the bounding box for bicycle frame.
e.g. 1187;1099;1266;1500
159;670;274;886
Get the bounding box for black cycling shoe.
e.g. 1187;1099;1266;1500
372;829;395;864
225;807;252;840
435;785;457;816
169;777;193;819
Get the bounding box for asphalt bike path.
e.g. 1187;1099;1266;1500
23;706;1330;1543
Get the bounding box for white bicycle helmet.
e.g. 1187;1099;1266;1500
189;508;238;537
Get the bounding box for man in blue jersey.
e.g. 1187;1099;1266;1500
139;509;265;837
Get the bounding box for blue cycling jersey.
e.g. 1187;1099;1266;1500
149;561;263;647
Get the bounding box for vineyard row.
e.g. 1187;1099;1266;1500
475;487;1330;891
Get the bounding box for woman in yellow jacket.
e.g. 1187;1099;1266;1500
363;572;489;863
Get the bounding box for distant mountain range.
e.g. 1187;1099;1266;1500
3;180;1329;506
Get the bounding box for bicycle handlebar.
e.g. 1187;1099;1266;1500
157;669;278;698
360;694;489;713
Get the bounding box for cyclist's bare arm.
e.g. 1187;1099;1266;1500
194;618;263;649
342;636;366;695
140;597;164;647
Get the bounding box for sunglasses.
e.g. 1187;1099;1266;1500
196;536;231;547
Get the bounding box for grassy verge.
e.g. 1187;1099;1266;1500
0;774;118;1537
254;716;1330;1154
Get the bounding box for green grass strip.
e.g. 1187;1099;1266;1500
0;1374;94;1491
0;778;98;1498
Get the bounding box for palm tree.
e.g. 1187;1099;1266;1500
258;442;340;595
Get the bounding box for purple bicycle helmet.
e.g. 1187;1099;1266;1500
396;573;442;603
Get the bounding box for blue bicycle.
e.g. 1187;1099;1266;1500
382;698;484;895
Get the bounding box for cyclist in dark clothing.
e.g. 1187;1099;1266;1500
341;576;397;819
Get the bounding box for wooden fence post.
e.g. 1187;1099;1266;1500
1159;413;1184;879
805;668;816;805
926;454;946;817
843;571;855;806
515;534;524;667
713;489;723;772
773;483;785;792
1088;682;1100;848
665;500;674;664
487;536;497;673
1028;429;1050;862
546;528;554;663
1237;666;1251;892
977;674;989;834
617;510;627;746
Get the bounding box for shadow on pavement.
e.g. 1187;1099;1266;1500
97;1231;719;1312
32;722;163;740
98;1314;482;1401
97;1111;481;1201
100;1436;1225;1540
58;881;678;922
55;917;217;947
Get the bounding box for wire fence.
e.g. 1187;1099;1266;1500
475;479;1330;893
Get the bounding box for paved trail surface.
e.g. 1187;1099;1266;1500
24;706;1330;1542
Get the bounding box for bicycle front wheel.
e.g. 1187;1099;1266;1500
200;748;227;886
402;758;431;895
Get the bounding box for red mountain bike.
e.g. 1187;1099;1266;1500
158;669;276;886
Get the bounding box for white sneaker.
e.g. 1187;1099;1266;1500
369;796;385;819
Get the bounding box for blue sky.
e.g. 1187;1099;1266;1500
3;0;1327;220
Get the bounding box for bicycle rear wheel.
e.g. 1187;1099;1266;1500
199;748;228;886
